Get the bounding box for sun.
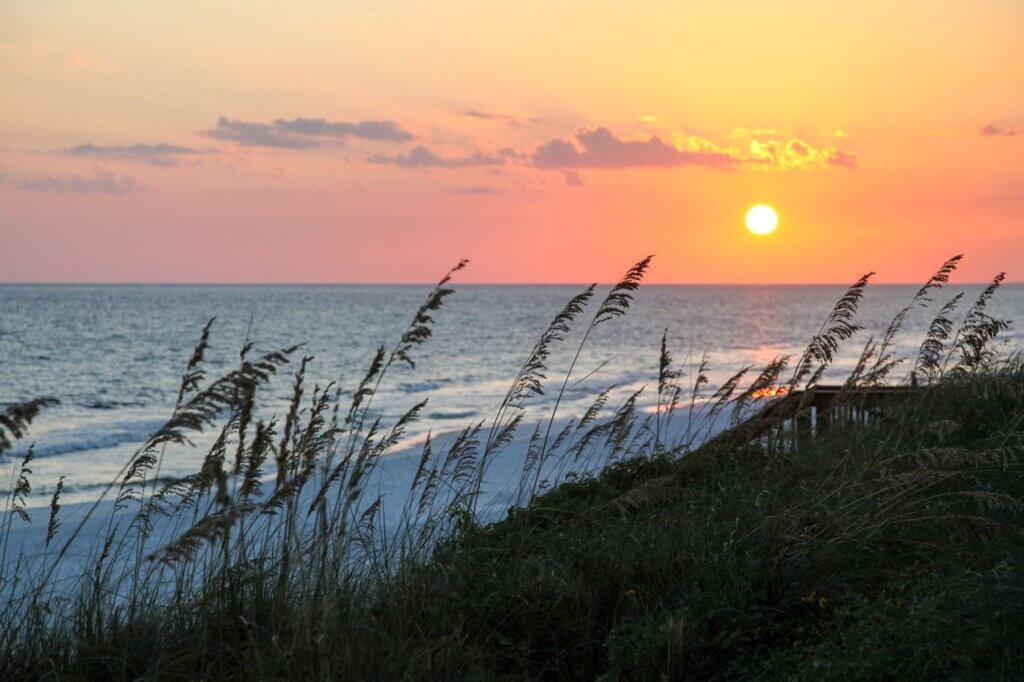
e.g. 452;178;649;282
745;204;778;236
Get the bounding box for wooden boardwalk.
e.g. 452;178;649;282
710;384;921;449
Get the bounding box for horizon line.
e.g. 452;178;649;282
0;279;1019;287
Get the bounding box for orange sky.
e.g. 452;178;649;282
1;1;1022;283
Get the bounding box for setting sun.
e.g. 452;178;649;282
745;204;779;236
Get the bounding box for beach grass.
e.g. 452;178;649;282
1;255;1021;680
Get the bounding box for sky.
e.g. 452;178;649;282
1;1;1022;284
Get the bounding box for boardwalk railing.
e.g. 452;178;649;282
710;384;921;450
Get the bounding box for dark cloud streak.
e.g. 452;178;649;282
368;145;515;168
62;143;211;166
14;170;140;195
201;116;413;148
531;128;736;169
978;123;1017;137
449;185;504;195
458;110;541;126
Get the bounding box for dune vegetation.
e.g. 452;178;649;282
2;255;1022;680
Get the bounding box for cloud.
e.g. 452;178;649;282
746;137;857;170
978;123;1017;137
457;110;541;126
562;170;583;187
730;127;780;139
725;128;858;170
273;118;413;141
789;140;810;157
62;143;211;166
449;185;504;195
368;145;515;168
201;116;413;148
201;118;315;149
531;128;738;169
14;170;141;195
825;149;858;169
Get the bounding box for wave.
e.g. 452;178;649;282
399;381;444;393
2;476;161;497
12;417;168;459
426;410;479;421
79;399;151;410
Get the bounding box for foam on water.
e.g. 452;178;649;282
23;416;169;459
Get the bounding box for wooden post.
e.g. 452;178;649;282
817;405;832;434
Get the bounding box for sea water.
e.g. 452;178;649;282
2;283;1021;508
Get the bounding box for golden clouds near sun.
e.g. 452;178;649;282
745;204;778;236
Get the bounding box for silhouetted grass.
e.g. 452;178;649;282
1;255;1020;680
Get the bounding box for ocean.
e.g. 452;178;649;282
2;283;1021;508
